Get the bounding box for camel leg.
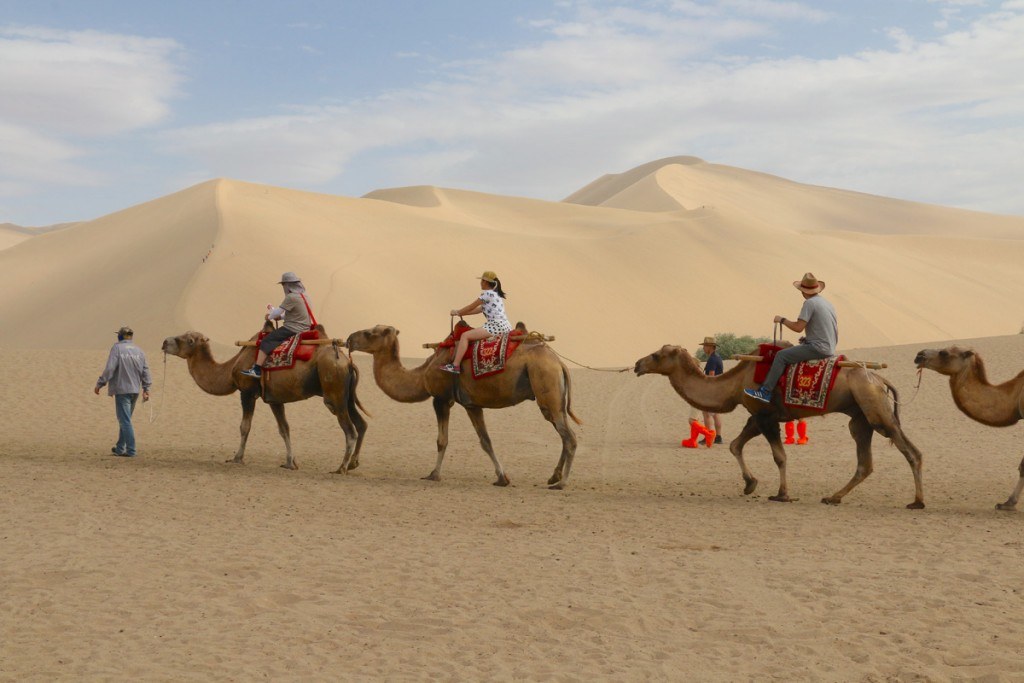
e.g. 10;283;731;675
756;415;792;502
344;404;368;473
996;455;1024;511
332;409;360;475
424;397;453;481
464;406;510;487
230;390;258;464
854;392;926;509
821;414;875;506
730;417;763;495
270;403;297;470
540;406;577;490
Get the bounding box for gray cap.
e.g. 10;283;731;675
117;326;134;337
278;272;302;284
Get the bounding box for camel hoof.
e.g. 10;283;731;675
280;462;298;471
905;501;925;510
743;479;758;495
333;466;348;475
548;482;565;490
995;501;1017;511
422;472;441;482
821;497;841;506
346;458;360;471
546;473;562;486
493;475;510;487
768;495;792;503
226;458;244;464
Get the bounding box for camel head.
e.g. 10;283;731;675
347;325;399;355
914;346;975;376
162;331;210;358
634;345;700;377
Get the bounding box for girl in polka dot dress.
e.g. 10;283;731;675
441;271;512;374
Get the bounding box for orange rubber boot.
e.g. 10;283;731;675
784;421;796;444
702;426;717;448
681;422;702;448
797;420;809;445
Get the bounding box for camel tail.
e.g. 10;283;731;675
349;363;372;419
563;363;583;426
882;376;901;427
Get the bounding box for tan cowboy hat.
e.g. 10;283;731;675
476;270;498;283
700;336;717;346
278;272;302;284
793;272;825;294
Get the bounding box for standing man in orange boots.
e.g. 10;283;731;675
682;335;722;448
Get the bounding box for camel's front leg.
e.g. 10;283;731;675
465;406;509;486
230;390;258;464
757;415;792;502
996;455;1024;511
424;397;453;481
730;416;763;495
822;414;874;506
269;403;297;470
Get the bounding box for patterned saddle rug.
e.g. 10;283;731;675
753;344;844;411
438;322;522;379
255;328;320;372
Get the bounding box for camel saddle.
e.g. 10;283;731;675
438;321;521;379
256;328;320;372
754;343;845;411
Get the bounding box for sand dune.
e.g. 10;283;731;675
2;159;1023;364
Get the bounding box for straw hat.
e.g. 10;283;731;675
793;272;825;294
700;336;717;347
278;272;302;284
476;271;498;283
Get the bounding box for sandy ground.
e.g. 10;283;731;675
2;334;1023;681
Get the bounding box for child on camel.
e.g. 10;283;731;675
241;272;316;379
441;271;512;374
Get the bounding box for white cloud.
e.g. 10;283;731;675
156;2;1024;214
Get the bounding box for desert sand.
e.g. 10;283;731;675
2;158;1023;680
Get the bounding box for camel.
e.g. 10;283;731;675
634;345;926;508
162;323;367;473
345;324;581;488
915;346;1024;511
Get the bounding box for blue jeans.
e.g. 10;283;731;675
115;393;139;455
762;344;830;392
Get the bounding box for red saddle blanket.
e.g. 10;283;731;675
256;329;320;372
753;344;844;411
438;323;521;379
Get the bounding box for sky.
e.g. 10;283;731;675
2;0;1023;226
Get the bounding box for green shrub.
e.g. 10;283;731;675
695;333;771;361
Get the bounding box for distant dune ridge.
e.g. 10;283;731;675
2;157;1023;363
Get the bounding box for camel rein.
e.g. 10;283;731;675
148;352;168;423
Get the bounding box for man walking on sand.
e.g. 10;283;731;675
95;326;152;457
744;273;837;404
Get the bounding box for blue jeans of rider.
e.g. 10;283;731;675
114;393;139;456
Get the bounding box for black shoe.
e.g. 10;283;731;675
111;447;125;456
714;435;723;444
240;365;262;378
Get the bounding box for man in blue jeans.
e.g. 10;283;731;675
95;326;152;457
744;273;838;404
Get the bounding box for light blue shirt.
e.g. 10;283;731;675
97;340;152;396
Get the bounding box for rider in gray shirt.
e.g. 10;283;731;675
744;273;838;403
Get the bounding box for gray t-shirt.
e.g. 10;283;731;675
279;292;313;333
798;295;838;355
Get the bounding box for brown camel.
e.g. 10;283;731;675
915;346;1024;511
162;323;367;473
345;324;581;488
634;345;926;508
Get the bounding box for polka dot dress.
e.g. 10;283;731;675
479;289;512;335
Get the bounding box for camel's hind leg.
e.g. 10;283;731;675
996;455;1024;511
821;413;875;506
424;397;454;481
542;408;577;490
531;365;578;489
269;403;297;470
730;416;763;495
343;403;368;473
464;406;510;487
230;390;258;464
